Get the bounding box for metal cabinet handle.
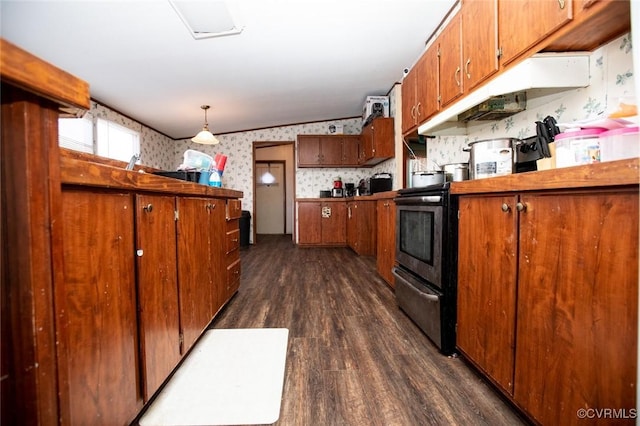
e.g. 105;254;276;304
465;58;471;79
558;0;565;9
501;203;510;212
143;204;153;212
231;238;239;242
416;102;422;118
455;66;461;87
516;202;526;212
206;203;215;211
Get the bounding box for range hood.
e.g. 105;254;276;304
418;53;590;135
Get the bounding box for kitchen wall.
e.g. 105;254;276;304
424;33;635;166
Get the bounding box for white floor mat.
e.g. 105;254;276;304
139;328;289;426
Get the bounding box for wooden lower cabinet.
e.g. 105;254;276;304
57;189;142;425
457;188;638;424
347;200;376;256
176;197;226;352
297;201;347;246
376;197;396;287
135;194;181;401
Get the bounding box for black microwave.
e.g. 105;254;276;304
367;174;392;194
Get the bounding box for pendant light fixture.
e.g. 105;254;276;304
260;162;277;185
191;105;220;145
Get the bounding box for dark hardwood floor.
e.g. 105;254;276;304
212;234;526;426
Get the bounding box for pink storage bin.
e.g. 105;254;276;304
554;128;605;168
599;126;639;162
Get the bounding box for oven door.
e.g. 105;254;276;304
395;197;443;288
392;266;443;350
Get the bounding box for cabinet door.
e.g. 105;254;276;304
498;0;572;66
320;136;343;165
360;123;373;164
462;0;499;91
514;191;638;424
176;198;218;351
416;44;439;122
341;136;360;166
135;194;181;401
457;195;518;394
297;136;321;167
401;68;418;134
439;14;463;108
298;202;322;245
321;202;346;245
376;199;396;287
58;190;141;425
347;202;357;249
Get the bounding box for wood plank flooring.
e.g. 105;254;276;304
212;235;526;426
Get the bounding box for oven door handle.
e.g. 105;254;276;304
394;195;442;205
392;268;439;301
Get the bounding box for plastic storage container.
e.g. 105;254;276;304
599;126;639;162
182;149;214;171
554;128;604;168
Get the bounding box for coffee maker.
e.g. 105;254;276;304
344;182;356;197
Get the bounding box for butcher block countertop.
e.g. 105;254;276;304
59;148;243;199
450;158;639;195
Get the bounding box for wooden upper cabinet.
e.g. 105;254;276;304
297;136;322;166
401;66;418;134
342;136;360;165
297;135;361;168
359;117;395;166
462;0;499;91
498;0;573;66
320;136;343;165
416;44;439;123
438;14;464;108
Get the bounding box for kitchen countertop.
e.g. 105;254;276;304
296;190;398;202
59;149;243;199
450;158;639;195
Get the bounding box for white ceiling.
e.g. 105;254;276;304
1;0;456;139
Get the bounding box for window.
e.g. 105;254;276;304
96;119;140;162
59;115;93;153
58;116;141;163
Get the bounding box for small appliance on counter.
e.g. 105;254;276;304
344;183;356;197
367;173;392;194
331;176;344;197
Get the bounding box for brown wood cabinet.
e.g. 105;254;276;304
347;200;376;256
176;197;226;352
457;187;638;424
498;0;573;66
225;199;242;299
297;200;347;246
58;189;142;425
402;44;439;135
438;13;464;108
376;197;396;287
135;194;181;401
462;0;499;92
359;117;395;166
297;135;361;168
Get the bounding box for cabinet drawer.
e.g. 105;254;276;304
226;228;240;255
226;217;239;232
226;199;242;220
227;258;241;288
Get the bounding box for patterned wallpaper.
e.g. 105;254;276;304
425;33;635;165
87;33;633;225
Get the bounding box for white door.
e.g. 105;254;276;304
255;163;285;234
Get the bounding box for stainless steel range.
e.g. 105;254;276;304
392;183;458;355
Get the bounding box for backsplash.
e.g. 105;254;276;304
425;33;635;165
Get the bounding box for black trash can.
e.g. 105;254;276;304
239;210;251;247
